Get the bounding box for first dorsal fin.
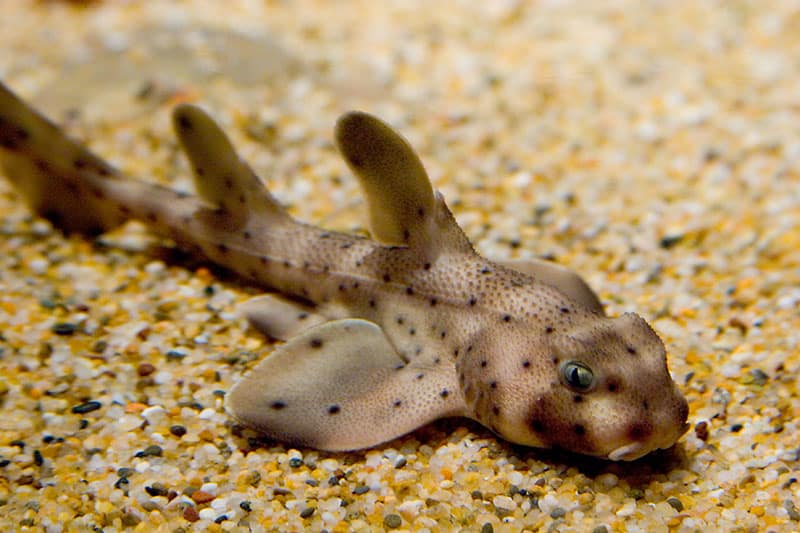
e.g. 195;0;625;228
334;111;472;256
172;104;289;223
335;111;434;246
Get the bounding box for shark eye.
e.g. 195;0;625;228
561;361;594;392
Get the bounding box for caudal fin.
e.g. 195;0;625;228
0;80;129;234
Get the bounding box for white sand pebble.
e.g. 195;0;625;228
141;405;167;423
616;499;636;517
492;495;517;512
198;508;216;520
200;482;219;495
396;499;425;520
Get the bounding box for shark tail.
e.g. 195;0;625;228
0;80;291;238
0;81;137;235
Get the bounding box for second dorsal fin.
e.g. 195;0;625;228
335;111;471;256
172;104;289;223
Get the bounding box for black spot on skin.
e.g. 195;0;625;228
319;232;331;239
642;400;649;411
403;229;410;241
469;297;477;306
353;282;360;289
147;212;158;223
405;287;414;295
369;299;376;308
35;159;49;172
74;159;87;170
310;338;324;349
573;395;583;403
522;360;531;369
340;243;352;249
545;326;554;334
195;166;205;176
177;115;192;130
396;317;404;325
416;373;424;380
224;178;234;189
492;405;500;416
607;379;619;393
328;405;340;415
626;346;638;355
433;357;440;364
338;284;346;291
217;243;228;254
480;360;487;368
530;419;544;433
490;381;497;389
97;167;111;177
259;256;269;265
573;424;586;436
303;261;311;269
243;231;252;239
394;364;405;371
480;267;491;275
298;312;309;320
466;345;473;353
440;331;446;339
239;194;246;204
430;298;437;307
560;307;570;314
350;155;363;168
270;401;286;410
551;357;559;365
323;264;331;273
393;400;402;408
453;348;459;356
283;260;291;268
627;421;653;442
417;207;425;217
423;262;431;270
409;328;416;336
355;260;363;267
502;315;511;322
90;187;104;199
440;389;449;398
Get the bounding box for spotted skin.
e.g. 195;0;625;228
0;80;689;460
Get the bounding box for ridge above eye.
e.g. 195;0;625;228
561;361;594;392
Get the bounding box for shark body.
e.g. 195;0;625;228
0;81;688;460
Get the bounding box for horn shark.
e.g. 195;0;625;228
0;81;688;460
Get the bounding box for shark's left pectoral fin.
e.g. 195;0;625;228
497;258;605;314
226;319;465;451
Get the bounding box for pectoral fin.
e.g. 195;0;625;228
226;319;465;451
239;294;328;341
497;258;604;314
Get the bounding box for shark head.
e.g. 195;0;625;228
465;312;689;460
